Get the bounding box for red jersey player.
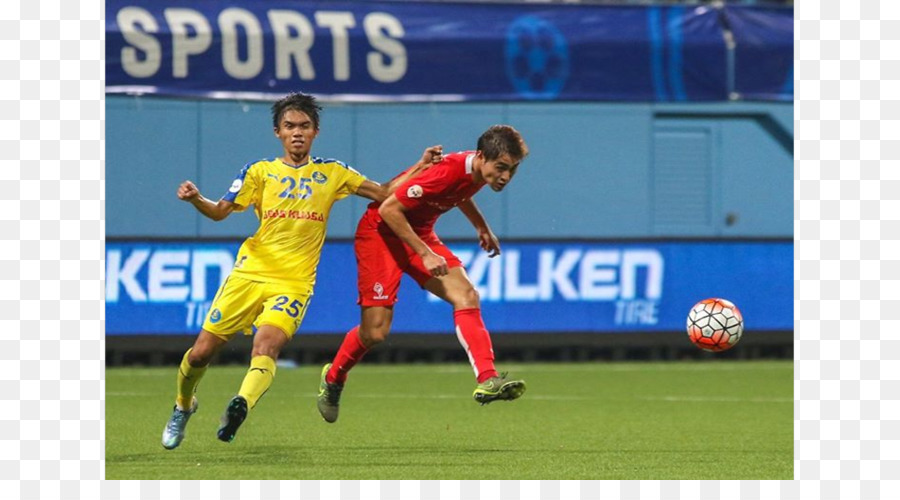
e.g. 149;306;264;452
317;125;530;423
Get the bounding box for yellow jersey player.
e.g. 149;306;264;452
162;92;442;449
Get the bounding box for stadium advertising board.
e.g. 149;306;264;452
106;240;792;335
106;0;791;102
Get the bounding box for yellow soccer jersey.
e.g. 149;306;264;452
221;156;366;294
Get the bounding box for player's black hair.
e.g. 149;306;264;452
271;92;322;130
477;125;529;162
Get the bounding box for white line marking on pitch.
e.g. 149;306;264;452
639;396;792;403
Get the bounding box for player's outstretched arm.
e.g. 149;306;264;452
354;145;443;202
458;199;501;257
379;195;449;277
176;180;236;221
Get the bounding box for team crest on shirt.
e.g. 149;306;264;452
312;171;328;184
407;185;423;198
209;308;222;323
373;282;389;300
229;179;243;193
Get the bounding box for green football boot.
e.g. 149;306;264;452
161;397;198;450
317;363;343;423
473;372;526;405
216;395;248;443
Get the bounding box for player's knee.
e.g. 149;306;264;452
250;345;280;359
359;308;393;346
359;323;391;346
453;286;480;309
187;348;213;367
361;327;390;346
251;334;288;359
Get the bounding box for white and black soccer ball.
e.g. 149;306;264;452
686;298;744;352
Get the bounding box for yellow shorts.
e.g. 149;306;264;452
202;275;311;341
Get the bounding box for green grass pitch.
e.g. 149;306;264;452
106;361;792;479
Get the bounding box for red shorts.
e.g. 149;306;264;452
355;210;462;307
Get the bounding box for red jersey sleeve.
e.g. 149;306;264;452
393;159;459;210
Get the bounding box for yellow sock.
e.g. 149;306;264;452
175;348;207;410
238;355;277;409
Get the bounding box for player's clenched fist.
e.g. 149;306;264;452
422;251;449;277
424;145;444;165
412;145;444;173
177;180;200;201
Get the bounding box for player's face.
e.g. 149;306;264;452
480;152;519;192
275;109;318;161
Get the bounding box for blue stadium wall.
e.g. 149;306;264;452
108;97;792;239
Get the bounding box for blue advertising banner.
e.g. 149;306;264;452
106;240;792;335
105;0;778;102
723;5;794;101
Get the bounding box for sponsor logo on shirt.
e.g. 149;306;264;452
373;282;389;300
229;179;243;193
263;209;325;222
425;200;456;211
312;171;328;184
407;185;423;198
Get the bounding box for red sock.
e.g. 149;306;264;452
454;308;498;383
326;326;368;385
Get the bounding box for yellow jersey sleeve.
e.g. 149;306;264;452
333;164;367;200
222;161;262;212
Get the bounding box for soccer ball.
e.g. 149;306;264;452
686;298;744;352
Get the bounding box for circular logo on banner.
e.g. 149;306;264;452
504;16;570;99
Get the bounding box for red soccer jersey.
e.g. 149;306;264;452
367;151;485;233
